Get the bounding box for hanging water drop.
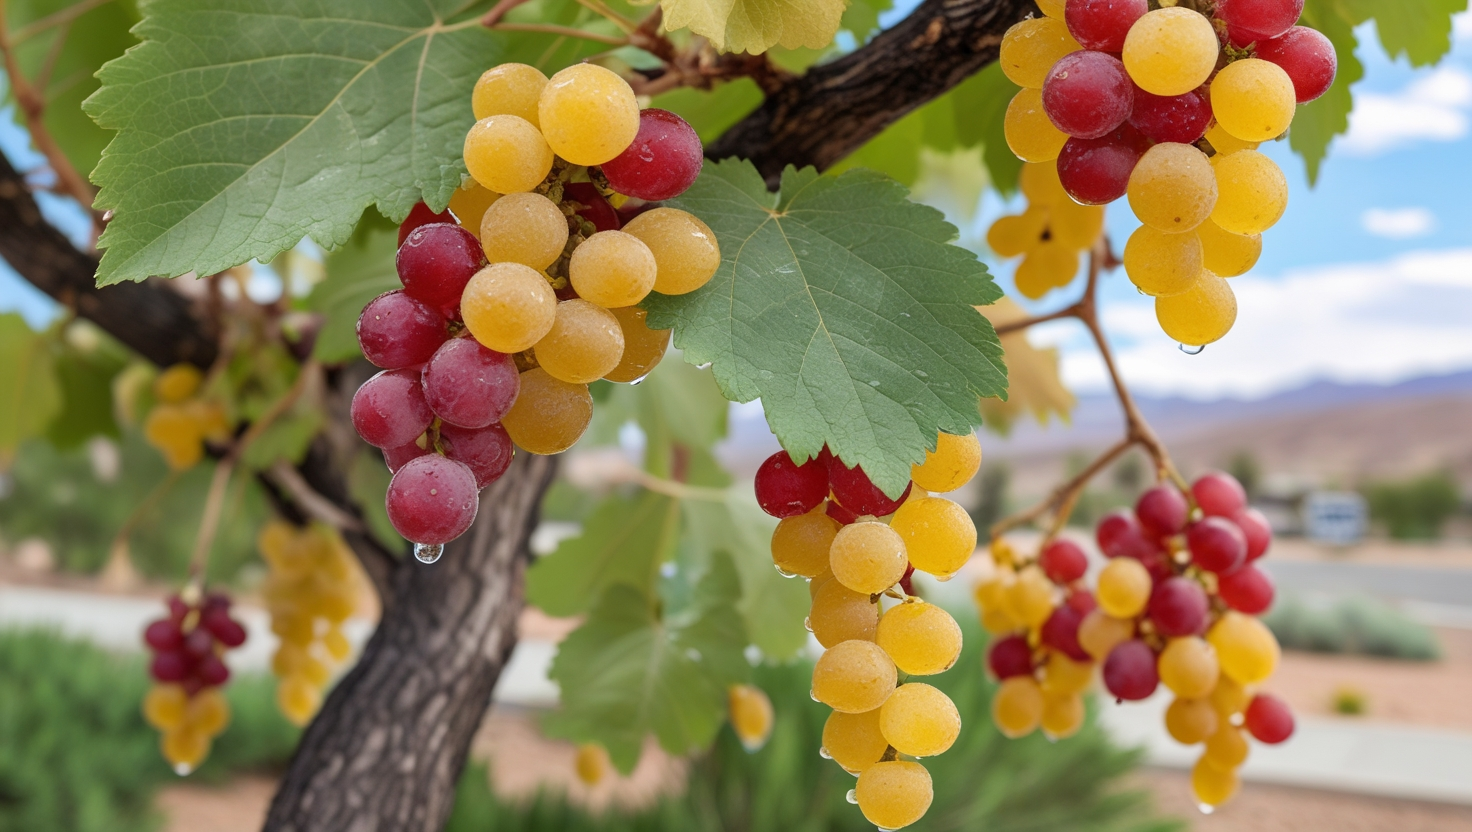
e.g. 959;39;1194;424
174;763;193;776
819;747;833;759
810;689;822;702
775;565;798;578
1197;803;1215;815
414;543;444;564
803;616;814;632
1179;343;1206;355
846;789;859;805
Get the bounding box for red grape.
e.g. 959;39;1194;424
197;654;231;686
1256;26;1337;103
384;440;431;473
183;627;215;659
1103;639;1159;700
1137;546;1176;585
828;462;911;517
1192;471;1247;517
167;596;189;622
1041;603;1091;661
1244;693;1295;743
1188;516;1247;573
386;455;481;545
1148;576;1209;636
1067;588;1098;615
600;108;703;201
396;222;485;309
826;499;859;526
1065;0;1148;51
1216;0;1304;46
899;563;916;597
357;290;448;369
351;368;434;449
1097;509;1150;558
1233;507;1273;560
440;422;515;488
753;451;829;518
563;182;621;232
1218;563;1274;614
150;651;190;682
1136;484;1189;537
421;338;520;429
1128;86;1212;144
144;619;183;651
987;634;1034;679
1057;123;1150;205
1040;538;1089;583
1043;51;1135;139
398;202;453;246
201;606;247;648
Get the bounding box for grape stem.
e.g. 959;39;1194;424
624;9;793;98
488;22;628;46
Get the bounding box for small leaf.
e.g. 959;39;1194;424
525;490;681;617
644;160;1007;496
976;298;1074;435
239;410;324;471
307;211;400;363
660;0;846;54
0;314;62;462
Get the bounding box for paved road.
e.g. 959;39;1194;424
1263;560;1472;608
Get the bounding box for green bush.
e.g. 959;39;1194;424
1363;471;1462;540
447;616;1179;832
1265;596;1440;660
0;628;299;832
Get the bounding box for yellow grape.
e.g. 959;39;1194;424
187;400;232;443
987;208;1049;258
569;230;658;309
1122;8;1218;96
143;684;188;731
1000;17;1081;89
1196;218;1262;277
1207;611;1280;684
1041;690;1084;739
1050;200;1106;250
810;578;880;649
973;568;1014;613
829;520;908;595
1192;755;1240;807
1005;88;1068;162
1039;652;1094;695
324;626;352;663
772;507;840;577
876;601;963;676
879;683;961;757
187;688;231;737
992;676;1044;739
1204;723;1250;769
1211;150;1289;235
277;674;322;727
1166;696;1220;745
1211;59;1296;143
534;300;625;384
464;115;552;194
1206;122;1260;156
910;431;981;493
1158;636;1221;699
472;63;548;125
1123;225;1203;297
575;743;610;786
1006;565;1056;628
449;181;501;235
1210;675;1250;717
1156;270;1236;347
1036;0;1065;18
620;208;721;296
462;263;558;353
154;364;202;404
604;306;670;382
1079;609;1135;661
538;63;639;166
811;640;897;714
161;725;210;774
1015;241;1079;298
1097;558;1151;618
479;192;569;270
810;567;834;600
727;684;774;752
502;368;592;454
144;405;204;470
889;497;976;579
1020;161;1070;207
856;760;933;830
822;708;888;773
981;605;1020;635
1128;142;1218;234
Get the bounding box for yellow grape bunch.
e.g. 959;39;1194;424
976;470;1296;810
258;521;365;726
142;363;231;470
755;434;983;829
351;62;720;559
141;589;248;774
998;0;1338;347
986;163;1105;299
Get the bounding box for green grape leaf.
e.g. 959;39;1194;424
953;64;1023;195
542;550;749;773
660;0;846;54
1293;2;1364;184
1338;0;1466;66
44;331;128;449
0;315;62;462
348;448;404;550
525;490;681;617
595;360;731;484
841;0;895;43
643;160;1007;496
306;211;400;363
239;409;324;471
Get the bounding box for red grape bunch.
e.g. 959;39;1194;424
975;470;1294;810
352;62;721;561
998;0;1337;347
141;589;248;774
755;433;983;830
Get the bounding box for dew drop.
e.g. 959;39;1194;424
1198;803;1215;815
934;573;954;583
803;616;814;632
846;789;859;804
913;370;928;378
414;543;444;564
810;689;821;702
819;747;833;759
868;380;880;387
697;362;712;370
775;565;798;578
1179;343;1206;355
879;827;897;832
174;763;193;776
628;375;646;385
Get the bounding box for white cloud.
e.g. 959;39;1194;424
1060;248;1472;399
1340;67;1472;155
1455;12;1472;43
1361;207;1437;238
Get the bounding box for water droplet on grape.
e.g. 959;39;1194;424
846;789;858;804
803;616;813;632
819;746;833;759
775;565;798;578
174;763;193;776
1179;343;1206;355
810;689;821;702
1197;803;1215;815
414;543;444;563
934;573;954;583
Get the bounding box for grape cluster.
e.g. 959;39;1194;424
352;62;720;559
985;163;1105;299
141;590;247;774
755;433;983;830
143;364;231;470
999;0;1336;346
258;520;364;725
975;471;1295;809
